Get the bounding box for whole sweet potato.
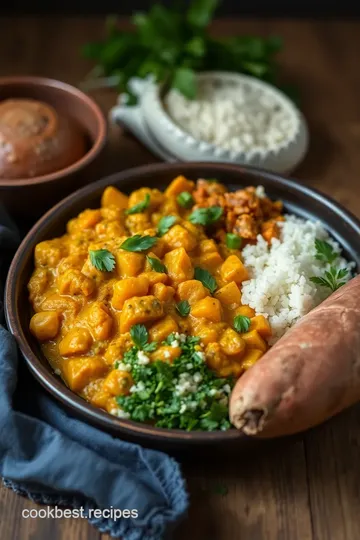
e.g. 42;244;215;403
229;274;360;437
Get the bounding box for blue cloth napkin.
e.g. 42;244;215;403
0;207;188;540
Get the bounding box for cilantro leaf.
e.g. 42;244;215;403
314;239;338;264
234;315;251;333
125;193;150;215
89;249;116;272
120;235;157;252
157;215;177;236
188;206;223;226
177;191;194;209
130;324;149;349
146;256;167;273
194;267;217;294
176;300;191;317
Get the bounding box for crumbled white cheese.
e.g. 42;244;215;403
186;363;193;370
209;388;218;397
163;350;171;358
110;408;130;419
54;368;61;376
130;381;146;394
223;384;231;394
174;332;187;343
196;351;206;361
175;373;199;396
171;340;179;348
179;403;187;414
137;351;150;365
116;362;131;372
193;372;202;383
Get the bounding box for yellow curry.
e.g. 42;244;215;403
28;176;282;425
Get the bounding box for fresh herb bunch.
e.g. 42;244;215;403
116;333;234;431
82;0;286;103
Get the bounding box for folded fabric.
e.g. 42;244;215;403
0;207;188;540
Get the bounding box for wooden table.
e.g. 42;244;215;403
1;16;360;540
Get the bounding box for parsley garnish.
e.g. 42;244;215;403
194;267;218;294
310;239;349;292
314;239;338;264
130;324;157;352
310;267;349;292
226;233;242;250
234;315;251;333
176;300;191;317
120;235;158;252
188;206;223;226
157;215;177;237
177;192;194;209
116;335;234;431
89;249;116;272
146;256;167;273
125;193;150;215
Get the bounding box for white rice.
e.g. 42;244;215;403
165;78;296;153
241;213;355;343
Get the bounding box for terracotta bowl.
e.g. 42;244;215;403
0;76;107;219
5;163;360;452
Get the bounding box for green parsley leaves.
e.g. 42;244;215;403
120;235;158;252
188;206;223;226
89;249;116;272
176;300;191;317
234;315;251;333
177;191;194;208
310;267;349;292
125;193;150;215
310;239;350;292
146;255;167;273
194;267;217;294
226;233;242;250
130;324;157;352
157;215;177;236
314;239;338;264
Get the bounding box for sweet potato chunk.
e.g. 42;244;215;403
191;297;222;323
149;316;178;343
83;302;113;340
242;330;267;352
221;255;249;284
30;311;60;341
63;356;108;392
101;186;129;210
112;276;149;309
195;252;223;274
241;349;264;370
220;328;246;356
235;305;256;318
249;315;272;339
102;370;133;396
177;280;209;305
57;269;95;297
164;248;194;285
215;281;241;307
162;225;197;252
152;345;182;363
59;327;93;356
120;295;164;333
165;175;194;197
103;334;133;366
151;283;175;302
116;251;145;278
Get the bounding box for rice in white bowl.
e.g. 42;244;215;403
241;214;355;343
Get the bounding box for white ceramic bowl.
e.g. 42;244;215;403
140;72;309;174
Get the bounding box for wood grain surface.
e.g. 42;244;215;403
0;16;360;540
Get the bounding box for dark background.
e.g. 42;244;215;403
1;0;359;16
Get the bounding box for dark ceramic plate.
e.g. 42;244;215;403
5;163;360;451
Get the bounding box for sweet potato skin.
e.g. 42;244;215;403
229;275;360;437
